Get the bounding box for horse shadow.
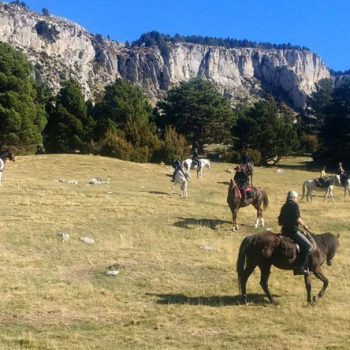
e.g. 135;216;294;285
148;191;169;195
173;217;231;230
147;293;277;306
217;181;230;186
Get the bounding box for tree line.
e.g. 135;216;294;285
131;31;310;51
1;41;348;167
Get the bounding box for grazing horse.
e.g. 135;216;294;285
227;179;268;231
170;168;192;197
300;175;340;202
236;231;339;304
182;158;211;180
336;174;350;198
0;149;15;184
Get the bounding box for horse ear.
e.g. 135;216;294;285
337;233;340;239
230;179;233;185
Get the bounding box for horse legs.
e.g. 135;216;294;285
312;267;329;303
259;264;275;304
240;263;256;304
183;181;188;197
231;210;239;231
196;167;203;180
304;273;312;303
170;183;175;196
253;205;264;228
324;187;335;202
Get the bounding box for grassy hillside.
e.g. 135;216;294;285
0;154;349;350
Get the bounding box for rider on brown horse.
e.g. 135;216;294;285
234;166;249;205
278;191;313;275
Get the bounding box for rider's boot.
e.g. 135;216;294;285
293;251;310;275
240;190;248;206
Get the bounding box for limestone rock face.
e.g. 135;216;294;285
0;4;330;108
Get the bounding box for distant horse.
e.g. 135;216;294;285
0;149;15;184
300;175;340;202
182;158;211;180
336;174;350;198
227;179;268;231
236;231;339;304
170;168;192;197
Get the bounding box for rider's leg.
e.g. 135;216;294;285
293;231;313;274
241;186;247;203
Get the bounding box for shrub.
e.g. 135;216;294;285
300;134;319;154
219;149;241;163
152;126;189;164
99;129;133;160
245;148;262;165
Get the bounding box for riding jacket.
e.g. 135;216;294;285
278;200;300;236
234;171;249;188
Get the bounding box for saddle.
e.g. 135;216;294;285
279;234;316;259
236;186;252;200
279;236;299;259
314;178;329;188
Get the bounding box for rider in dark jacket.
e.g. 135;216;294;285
234;166;249;204
278;191;313;275
192;142;200;168
171;160;184;182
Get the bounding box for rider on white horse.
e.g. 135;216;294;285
191;142;200;169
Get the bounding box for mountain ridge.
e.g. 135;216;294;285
0;2;330;109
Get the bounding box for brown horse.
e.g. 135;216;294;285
236;231;340;304
227;179;268;231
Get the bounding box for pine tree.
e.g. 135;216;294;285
157;78;235;146
0;42;46;148
44;80;94;153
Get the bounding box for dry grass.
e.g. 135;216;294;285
0;154;349;349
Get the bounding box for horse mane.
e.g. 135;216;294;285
312;232;339;256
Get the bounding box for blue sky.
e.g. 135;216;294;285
9;0;350;71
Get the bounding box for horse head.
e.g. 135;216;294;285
202;159;211;168
326;233;340;266
1;149;15;162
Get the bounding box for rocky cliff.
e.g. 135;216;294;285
0;3;330;109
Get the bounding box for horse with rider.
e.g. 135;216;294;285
236;190;340;304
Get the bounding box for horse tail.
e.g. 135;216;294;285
262;191;269;209
236;235;254;293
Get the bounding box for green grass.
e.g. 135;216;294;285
0;154;349;349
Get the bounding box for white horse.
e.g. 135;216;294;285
170;168;192;197
0;149;15;184
300;175;340;202
182;158;211;180
336;174;350;198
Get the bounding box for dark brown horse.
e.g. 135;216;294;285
227;179;268;231
236;231;340;304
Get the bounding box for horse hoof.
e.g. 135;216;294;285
312;296;318;303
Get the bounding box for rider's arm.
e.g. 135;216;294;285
297;217;308;230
